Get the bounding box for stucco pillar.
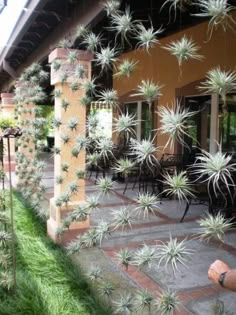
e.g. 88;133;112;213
47;48;93;243
0;93;16;171
209;94;219;154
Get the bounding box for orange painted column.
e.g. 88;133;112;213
47;48;93;243
0;93;16;171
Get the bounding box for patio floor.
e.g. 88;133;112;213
14;153;236;314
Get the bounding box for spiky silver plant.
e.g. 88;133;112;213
86;152;100;167
103;0;121;16
191;149;236;197
114;59;138;78
112;206;134;230
129;138;159;168
60;133;70;145
61;99;70;111
135;23;163;52
67;117;78;131
71;205;89;222
86;264;103;281
157;235;194;274
113;112;137;138
98;281;115;300
163;171;195;202
87;195;100;211
95;46;118;71
155;290;181;315
96;176;114;196
113;158;135;178
66;237;83;255
75;24;88;39
67;50;78;64
113;293;134;315
82;32;102;52
134;289;154;314
194;0;236;39
134;192;158;219
82;229;98;247
197;212;233;242
161;0;192;22
98;88;119;108
0;232;11;248
75;64;85;79
164;35;203;66
132;79;163;108
115;248;133;270
96;137;114;160
198;67;236;112
132;244;159;269
95;221;111;245
81;78;97;96
158;101;197;149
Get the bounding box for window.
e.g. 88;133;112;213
124;101;154;141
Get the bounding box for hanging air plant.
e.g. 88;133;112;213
158;101;197;149
135;23;163;52
198;67;236;112
164;35;203;67
115;248;133;270
134;192;159;219
113;158;135;178
82;32;102;52
103;0;121;16
113;112;137;138
114;59;138;78
113;293;134;315
60;133;70;145
132;79;163;108
194;0;236;40
81;78;97;96
98;282;115;301
95;46;118;71
96;176;114;196
129;138;159;168
132;244;159;269
67;50;78;64
161;0;192;22
98;88;119;108
134;289;154;314
75;64;85;79
95;221;111;245
162;171;195;202
61;99;70;111
112;206;134;230
75;24;88;40
67;118;78;131
155;290;181;315
86;265;103;281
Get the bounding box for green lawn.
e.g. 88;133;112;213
0;193;109;315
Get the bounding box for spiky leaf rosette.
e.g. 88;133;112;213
194;0;236;39
197;212;233;242
82;32;102;52
113;293;134;314
158;101;197;149
98;88;119;108
114;59;138;78
98;281;115;299
155;290;181;315
95;221;111;245
157;235;194;274
191;149;236;197
115;248;133;270
132;244;159;269
135;23;163;52
95;46;118;71
86;265;103;282
162;171;195;202
132;79;163;107
112;206;134;230
164;35;203;66
0;231;11;248
96;137;114;160
96;176;114;196
129;138;159;169
198;67;236;112
134;289;154;312
113;112;137;138
81;229;98;247
66;237;83;255
113;158;135;177
134;192;159;219
161;0;192;22
103;0;121;16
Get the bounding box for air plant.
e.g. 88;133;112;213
113;112;137;138
113;158;135;178
61;99;70;111
53;89;63;98
134;289;154;314
60;72;69;84
60;191;72;206
157;235;194;274
96;176;114;195
191;149;236;197
132;79;163;108
76;169;85;179
82;32;102;52
68;181;79;194
81;78;97;96
53;117;62;129
87;195;100;211
67;50;78;64
86;264;103;282
80;95;92;107
56;38;72;49
162;171;195;202
0;271;13;291
76;135;90;151
135;23;163;52
67;117;78;131
98;282;115;300
194;0;236;40
134;192;158;219
60;133;70;144
76;24;88;39
52;60;62;71
114;59;138;78
71;146;80;158
113;293;134;315
61;163;69;172
155;290;181;315
98;88;119;108
164;35;203;66
161;0;192;22
115;248;133;270
95;46;118;71
96;137;114;160
0;231;11;248
112;206;134;230
95;221;111;245
82;229;98;247
103;0;121;16
129;138;159;168
70;80;80;92
197;212;233;242
198;67;236;112
71;205;89;222
86;152;100;167
66;237;83;255
132;244;159;269
158;101;197;149
75;64;85;79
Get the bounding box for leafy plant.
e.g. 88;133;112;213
161;0;192;22
95;221;111;245
0;117;16;130
132;244;159;269
134;192;158;218
112;206;134;230
97;176;114;195
129;138;159;168
135;23;163;52
115;248;133;270
134;289;154;313
113;293;134;315
82;32;102;52
155;290;181;315
67;118;78;131
132;79;163;107
113;112;137;138
113;158;135;178
95;46;118;71
114;59;138;78
98;281;115;300
98;88;119;108
103;0;121;16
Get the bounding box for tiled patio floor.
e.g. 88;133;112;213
14;153;236;314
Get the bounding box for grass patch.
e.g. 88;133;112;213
0;192;109;315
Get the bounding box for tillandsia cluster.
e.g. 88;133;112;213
14;63;48;221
